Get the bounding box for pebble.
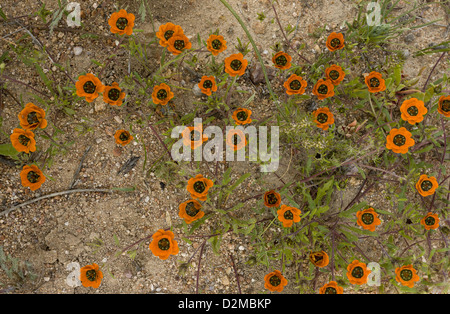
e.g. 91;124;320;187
73;46;83;56
192;84;203;97
114;116;123;124
238;245;245;251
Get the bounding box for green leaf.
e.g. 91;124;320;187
414;144;434;154
315;178;334;205
0;143;19;157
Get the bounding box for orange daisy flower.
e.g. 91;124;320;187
356;208;381;232
325;64;345;85
103;82;126;106
437;95;450;118
156;22;184;47
152;83;174;106
178;199;204;224
182;124;208;149
309;251;329;268
385;127;415;154
75;73;105;103
264;270;288;292
284;74;307;95
10;128;36;154
226;129;247;151
313;107;335;130
326;32;345;52
20;164;46;191
319;281;344;294
167;33;192;55
149;229;179;260
198;76;218;96
346;260;370;285
18;103;48;130
80;263;103;288
277;204;301;228
263;190;281;208
108;9;135;36
187;174;214;201
114;129;133;146
272;51;292;70
400;98;427;125
365;71;386;93
395;265;420;288
312;79;335;100
206;34;227;56
420;212;439;230
415;174;438;197
231;108;252;125
224;53;248;77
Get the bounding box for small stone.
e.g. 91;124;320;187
404;32;415;43
114;116;123;124
192;84;203;97
96;138;103;144
252;21;266;34
238;245;245;251
221;276;230;286
73;46;83;56
94;99;106;112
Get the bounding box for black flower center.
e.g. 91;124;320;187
317;113;328;123
108;88;121;101
174;39;185;51
330;38;341;48
441;100;450;112
329;70;340;81
369;77;380;88
158;238;170;251
406;106;419;116
289;79;302;91
230;59;242;71
211;39;222;50
400;269;413;281
119;132;129;142
116;17;128;30
275;55;288;66
27;171;40;183
157;89;168;100
27;111;39;125
86;269;97;282
424;216;435;226
83;81;96;94
420;180;433;192
283;210;294;220
185;201;200;217
193;181;206;193
324;287;337;294
164;30;175;41
317;84;328;95
266;193;278;205
361;213;374;225
351;266;365;279
18;135;31;146
393;134;406;147
269;275;281;287
233;134;242;145
313;254;324;263
202;80;213;89
236;110;248;121
190;130;201;141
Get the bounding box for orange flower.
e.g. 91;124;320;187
103;82;126;106
277;204;301;228
272;51;292;70
108;9;135;36
80;263;103;288
400;98;427;125
346;260;370;285
18;103;48;130
167;33;192;55
313;107;335;130
319;281;344;294
152;83;174;106
309;251;329;268
182;124;208;149
356;208;381;232
325;65;345;86
232;108;252;125
264;190;281;208
395;265;420;288
420;212;439;230
187;174;214;201
365;71;386;93
264;270;288;292
10;128;36;154
312;79;335;100
284;74;307;95
156;22;184;47
178;199;204;224
226;129;247;151
326;32;345;52
437;95;450;118
198;76;218;96
114;129;133;146
415;174;438;197
20;164;45;191
75;73;105;103
385;127;415;154
149;229;179;260
224;53;248;77
206;34;227;56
